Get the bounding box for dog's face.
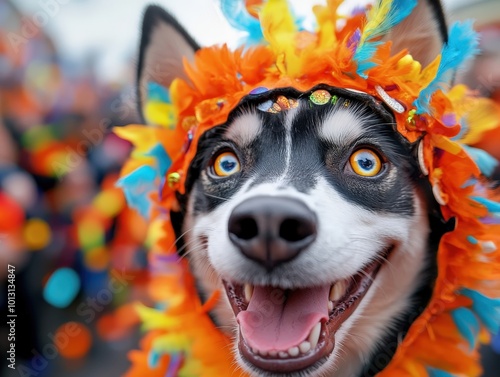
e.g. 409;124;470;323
184;88;431;376
136;2;448;376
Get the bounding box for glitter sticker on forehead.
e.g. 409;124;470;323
256;95;298;113
310;89;332;105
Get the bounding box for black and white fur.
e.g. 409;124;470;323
135;2;450;376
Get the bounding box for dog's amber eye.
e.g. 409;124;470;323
213;151;241;177
349;149;382;177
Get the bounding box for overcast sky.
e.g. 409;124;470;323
14;0;467;82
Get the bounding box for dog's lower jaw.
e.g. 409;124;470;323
230;240;430;377
186;239;431;377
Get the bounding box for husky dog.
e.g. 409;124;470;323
135;1;454;376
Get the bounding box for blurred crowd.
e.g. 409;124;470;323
0;0;499;376
0;0;150;375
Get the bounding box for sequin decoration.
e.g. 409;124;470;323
407;109;417;130
249;86;269;95
167;172;181;188
257;96;298;113
217;99;226;109
375;85;405;113
183;129;194;153
276;96;291;109
257;100;274;112
310;90;331;105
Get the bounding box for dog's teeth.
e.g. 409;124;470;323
328;301;334;312
288;346;299;357
252;347;259;354
279;351;288;358
308;322;321;350
259;350;268;356
299;341;311;354
244;284;254;302
268;350;278;357
329;280;347;301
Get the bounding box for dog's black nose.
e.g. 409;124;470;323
228;196;317;270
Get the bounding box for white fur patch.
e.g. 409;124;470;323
225;112;263;147
319;107;370;145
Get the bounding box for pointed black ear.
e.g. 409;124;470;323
383;0;448;67
137;5;199;120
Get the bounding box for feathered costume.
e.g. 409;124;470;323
116;1;500;376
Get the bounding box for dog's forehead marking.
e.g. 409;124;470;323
224;111;262;147
280;106;300;179
319;106;370;145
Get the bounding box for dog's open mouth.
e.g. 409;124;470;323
222;246;394;374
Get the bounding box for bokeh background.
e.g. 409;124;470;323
0;0;499;376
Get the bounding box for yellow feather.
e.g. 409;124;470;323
260;0;296;49
136;304;183;330
144;102;176;128
260;0;301;76
461;99;500;144
360;0;393;44
113;126;157;153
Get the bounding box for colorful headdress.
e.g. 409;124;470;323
117;1;500;376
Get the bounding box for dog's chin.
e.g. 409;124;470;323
221;245;394;376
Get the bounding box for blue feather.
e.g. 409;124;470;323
354;0;417;77
117;165;157;218
451;307;480;350
463;145;499;177
427;367;455;377
220;0;263;45
147;82;170;103
414;21;480;114
148;350;160;369
462;289;500;334
146;143;172;176
467;235;478;245
470;196;500;213
355;42;382;76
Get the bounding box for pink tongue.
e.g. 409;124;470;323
237;286;330;352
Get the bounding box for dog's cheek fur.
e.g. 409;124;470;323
183;184;239;335
319;192;431;377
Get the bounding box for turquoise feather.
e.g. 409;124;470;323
414;21;480;114
146;143;172;176
147;82;171;103
427;368;455;377
148;350;160;368
117;165;157;218
463;145;499;177
220;0;263;45
462;289;500;334
467;235;478;245
470;196;500;213
451;307;480;350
